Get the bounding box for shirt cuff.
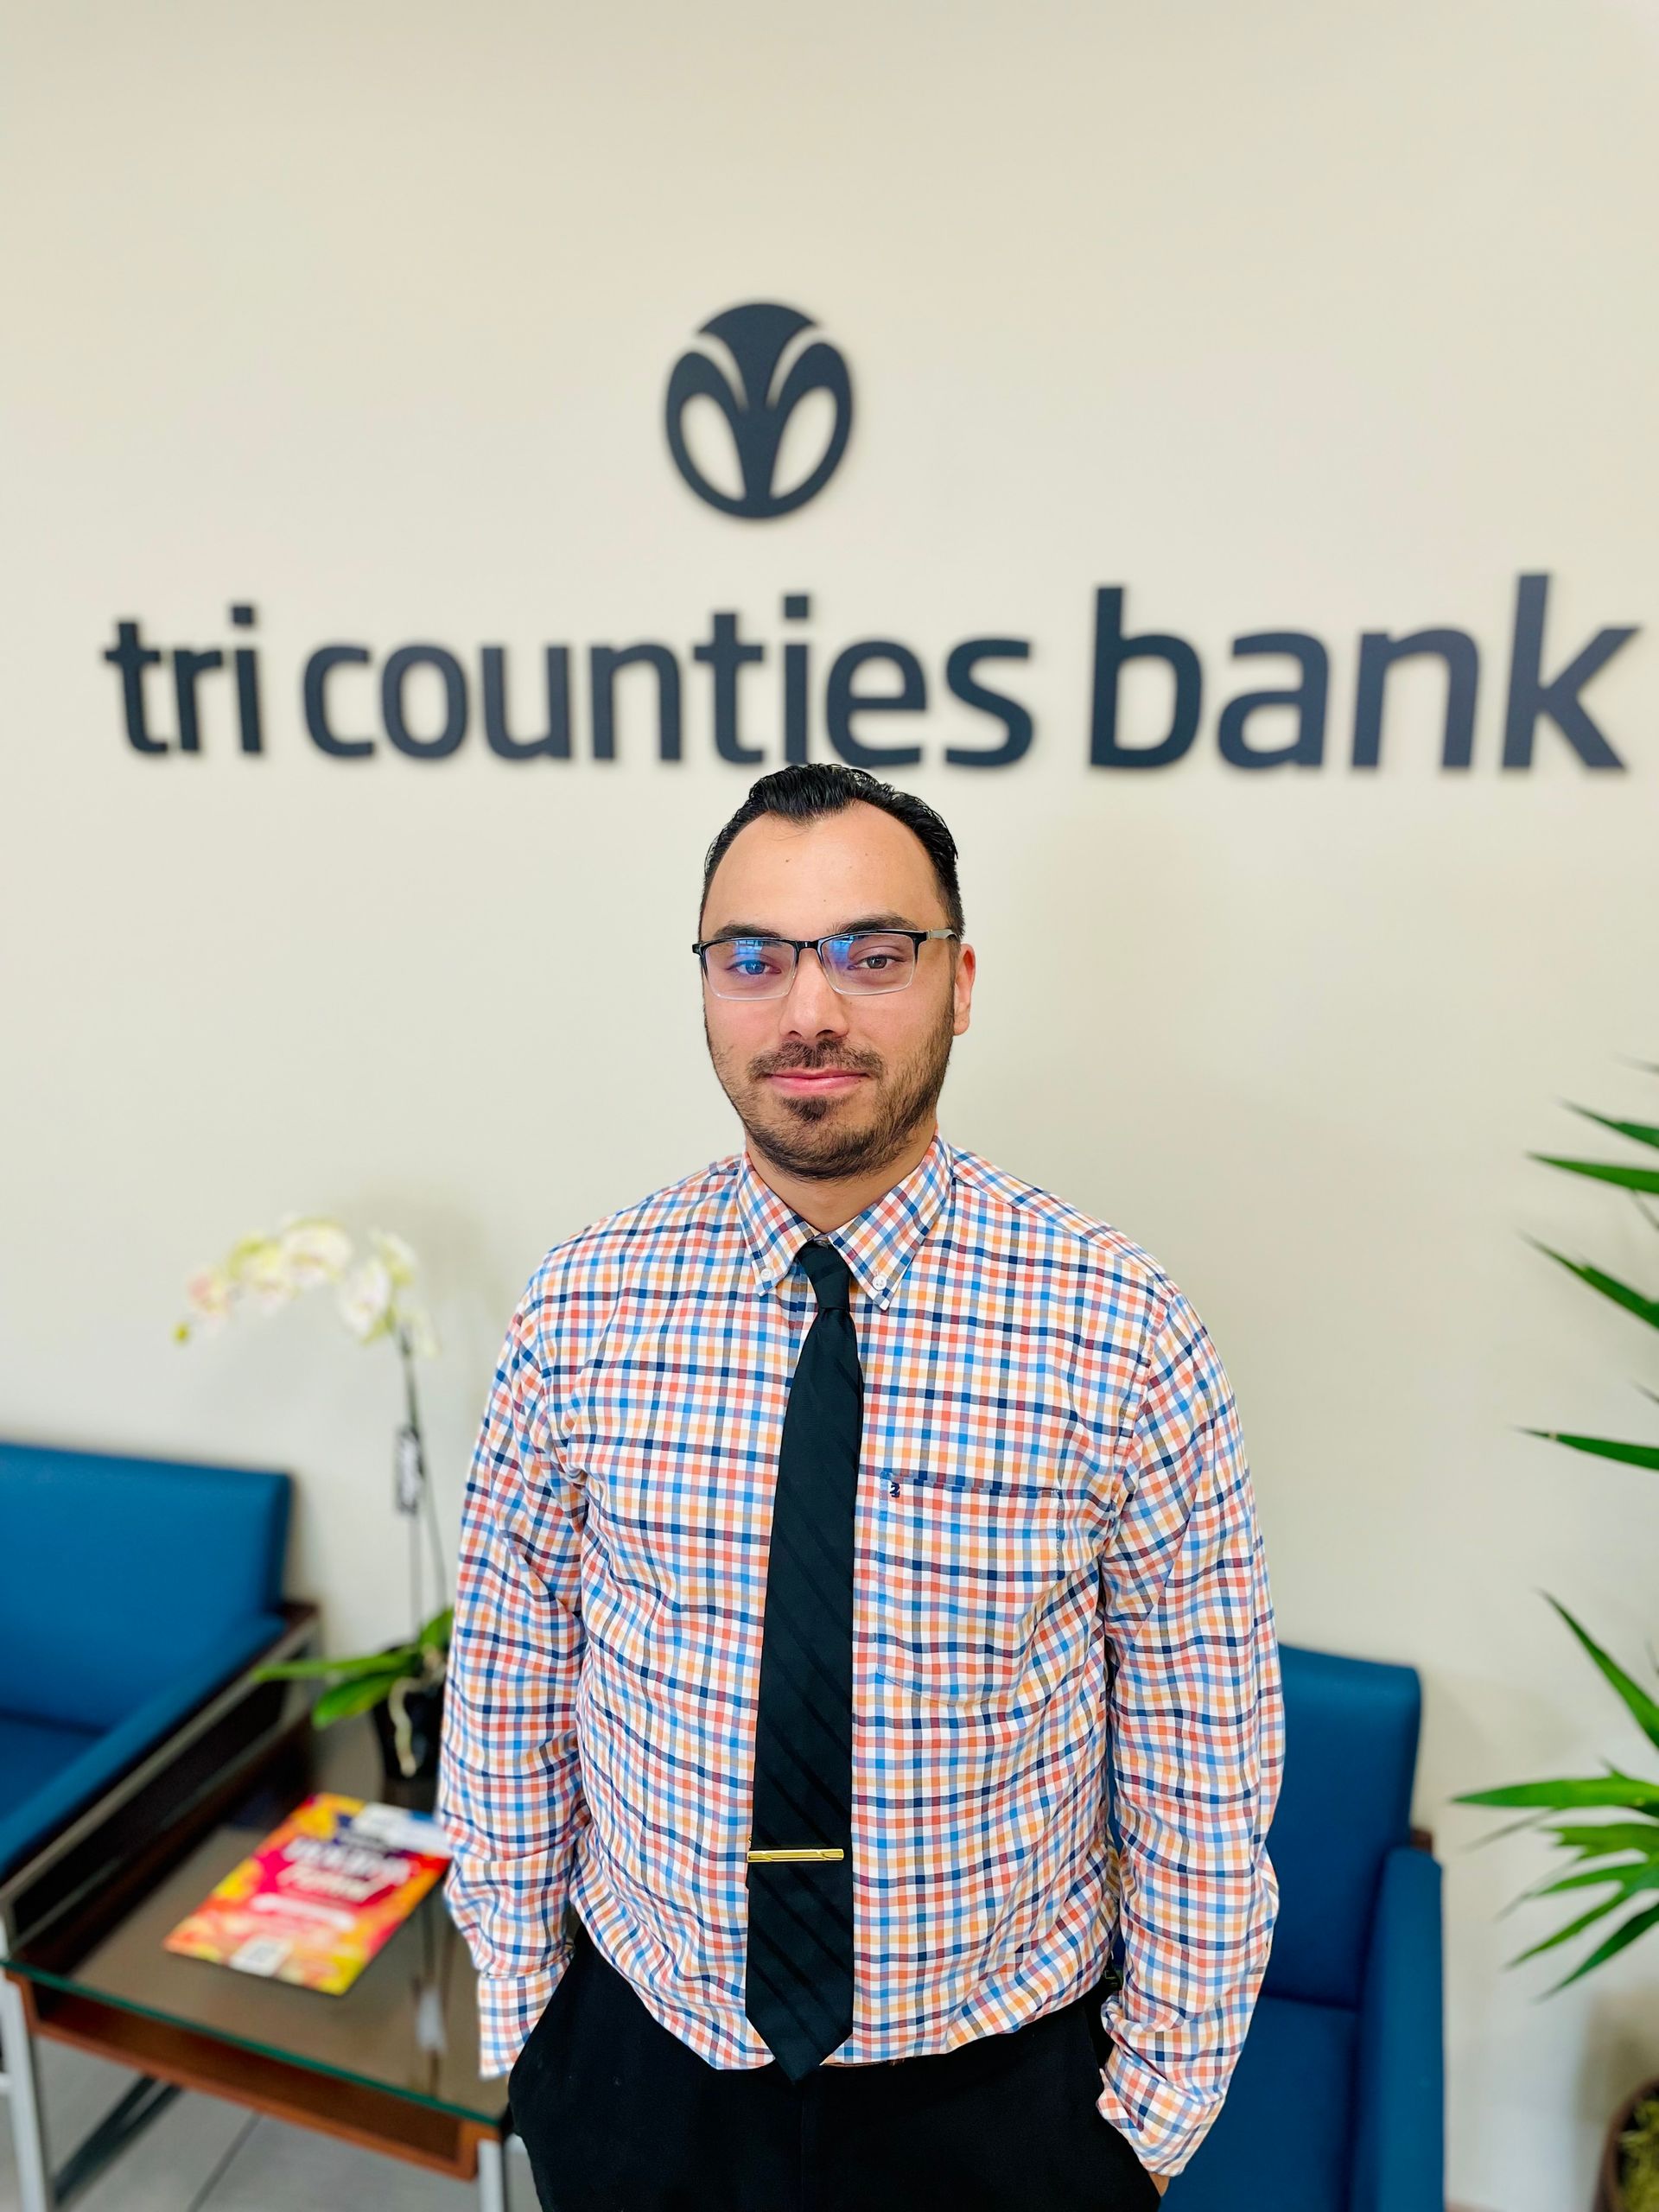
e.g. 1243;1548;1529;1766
1096;2039;1203;2179
474;1956;569;2080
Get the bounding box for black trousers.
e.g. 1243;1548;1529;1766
508;1913;1160;2212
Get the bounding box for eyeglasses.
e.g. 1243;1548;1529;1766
691;928;960;1000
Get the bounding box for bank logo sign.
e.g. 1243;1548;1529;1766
98;307;1643;775
665;302;853;519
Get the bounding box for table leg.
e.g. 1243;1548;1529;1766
0;1973;54;2212
477;2133;510;2212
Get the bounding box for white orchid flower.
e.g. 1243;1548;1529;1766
276;1217;353;1289
175;1265;233;1341
185;1264;232;1319
231;1236;298;1315
178;1217;435;1363
369;1228;419;1288
176;1211;449;1645
339;1257;396;1342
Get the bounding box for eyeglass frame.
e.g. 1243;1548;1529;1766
690;927;961;998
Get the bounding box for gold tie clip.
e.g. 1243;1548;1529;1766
747;1847;846;1862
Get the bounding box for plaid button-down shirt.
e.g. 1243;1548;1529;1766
437;1126;1284;2177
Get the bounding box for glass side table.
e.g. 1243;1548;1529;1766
0;1615;516;2211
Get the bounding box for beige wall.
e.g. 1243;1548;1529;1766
6;3;1659;2204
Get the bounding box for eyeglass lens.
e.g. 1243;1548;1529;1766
703;932;918;998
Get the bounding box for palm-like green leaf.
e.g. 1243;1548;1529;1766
1514;1857;1659;1908
1452;1773;1659;1812
1503;1888;1632;1962
1561;1106;1659;1154
1499;1847;1659;1969
1528;1155;1659;1197
1479;1064;1659;1995
416;1606;453;1652
1519;1428;1659;1470
1538;1900;1659;1993
1545;1821;1659;1857
1523;1239;1659;1331
1535;1595;1659;1751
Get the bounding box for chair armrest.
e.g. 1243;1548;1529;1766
1349;1841;1445;2212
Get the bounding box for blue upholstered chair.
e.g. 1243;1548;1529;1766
1159;1643;1444;2211
0;1439;292;1881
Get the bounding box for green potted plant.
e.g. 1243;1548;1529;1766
175;1215;452;1803
1610;2092;1659;2212
1450;1063;1659;2210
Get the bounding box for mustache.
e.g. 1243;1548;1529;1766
757;1050;880;1077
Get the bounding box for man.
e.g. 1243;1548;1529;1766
438;763;1285;2211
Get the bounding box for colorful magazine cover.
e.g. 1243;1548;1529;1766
163;1792;452;1994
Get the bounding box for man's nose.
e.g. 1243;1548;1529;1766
780;945;849;1031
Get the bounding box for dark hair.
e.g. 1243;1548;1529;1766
698;765;964;936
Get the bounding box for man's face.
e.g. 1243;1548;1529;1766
697;802;975;1184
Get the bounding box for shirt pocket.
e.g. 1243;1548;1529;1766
868;1458;1084;1707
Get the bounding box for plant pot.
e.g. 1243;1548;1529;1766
368;1669;446;1814
1596;2074;1659;2210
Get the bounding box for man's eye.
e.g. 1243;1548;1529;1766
845;935;911;970
715;942;789;976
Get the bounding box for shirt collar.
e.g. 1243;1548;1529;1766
731;1127;956;1311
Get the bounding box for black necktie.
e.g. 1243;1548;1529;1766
744;1236;862;2079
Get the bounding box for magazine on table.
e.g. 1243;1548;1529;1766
163;1792;452;1994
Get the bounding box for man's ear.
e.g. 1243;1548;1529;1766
951;941;976;1033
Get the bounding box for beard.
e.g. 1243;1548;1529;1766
704;988;957;1184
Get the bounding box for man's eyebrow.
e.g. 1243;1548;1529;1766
702;912;925;943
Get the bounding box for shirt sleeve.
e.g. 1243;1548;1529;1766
436;1276;589;2080
1093;1282;1287;2177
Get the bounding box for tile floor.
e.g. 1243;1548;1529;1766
0;2037;530;2211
